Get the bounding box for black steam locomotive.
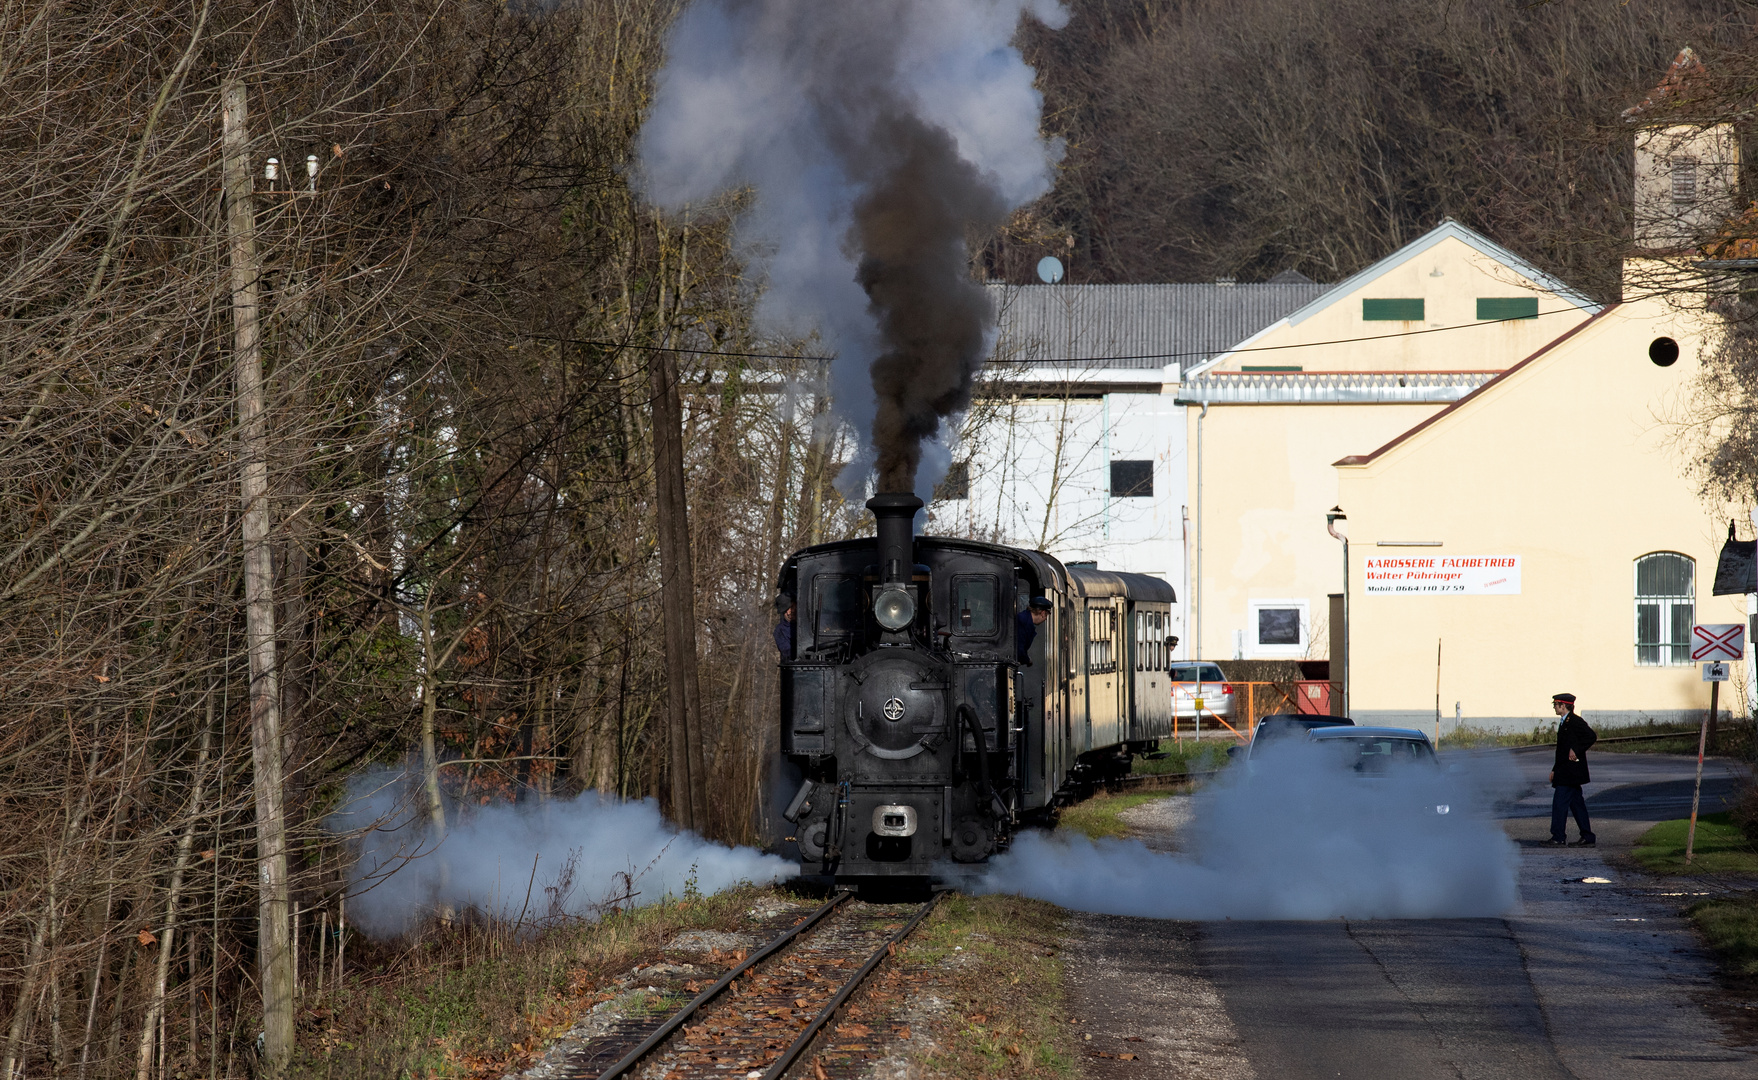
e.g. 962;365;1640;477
776;493;1176;885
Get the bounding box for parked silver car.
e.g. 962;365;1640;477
1168;661;1234;720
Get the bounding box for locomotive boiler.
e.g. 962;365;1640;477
776;493;1176;885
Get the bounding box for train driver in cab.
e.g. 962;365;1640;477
1016;596;1052;665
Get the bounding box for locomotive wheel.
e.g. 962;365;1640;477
949;815;992;863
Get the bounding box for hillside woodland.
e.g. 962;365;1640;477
3;1;1757;1078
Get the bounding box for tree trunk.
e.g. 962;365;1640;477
221;77;293;1076
418;601;448;838
134;727;213;1080
649;344;707;832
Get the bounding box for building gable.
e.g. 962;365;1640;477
1186;220;1603;381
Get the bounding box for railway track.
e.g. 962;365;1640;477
559;891;941;1080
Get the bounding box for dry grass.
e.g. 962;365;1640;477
283;883;787;1079
1687;894;1758;981
1056;792;1175;841
901;894;1078;1078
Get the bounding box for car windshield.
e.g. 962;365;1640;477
1254;718;1344;742
1317;737;1435;774
1169;663;1224;683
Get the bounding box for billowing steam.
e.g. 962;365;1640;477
332;769;795;938
636;0;1067;496
968;748;1521;919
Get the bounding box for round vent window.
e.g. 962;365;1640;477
1649;337;1680;367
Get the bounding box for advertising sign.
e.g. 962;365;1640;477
1363;555;1521;595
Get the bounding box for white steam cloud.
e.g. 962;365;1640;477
970;748;1521;919
636;0;1068;498
333;770;796;938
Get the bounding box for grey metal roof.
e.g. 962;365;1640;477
1178;371;1500;405
1066;565;1177;603
986;282;1334;373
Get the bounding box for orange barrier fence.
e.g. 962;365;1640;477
1170;680;1335;742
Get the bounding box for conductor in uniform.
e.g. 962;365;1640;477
1547;692;1598;846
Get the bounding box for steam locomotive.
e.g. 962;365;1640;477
776;493;1176;885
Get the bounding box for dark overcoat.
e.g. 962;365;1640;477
1552;713;1597;787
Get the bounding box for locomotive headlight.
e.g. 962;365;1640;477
873;584;915;630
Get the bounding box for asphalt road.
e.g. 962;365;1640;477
1073;750;1758;1079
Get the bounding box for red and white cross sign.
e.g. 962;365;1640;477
1690;623;1746;662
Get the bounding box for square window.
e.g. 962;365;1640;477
1110;459;1153;497
934;461;970;501
1258;608;1301;646
1247;600;1307;657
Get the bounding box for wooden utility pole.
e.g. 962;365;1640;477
221;77;293;1073
649;343;708;831
1686;677;1719;864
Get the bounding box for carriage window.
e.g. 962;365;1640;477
952;576;998;636
1087;606;1116;674
814;575;862;636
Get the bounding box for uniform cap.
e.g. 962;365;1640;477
1552;692;1576;704
1028;596;1053;610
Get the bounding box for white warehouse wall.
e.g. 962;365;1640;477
927;390;1189;655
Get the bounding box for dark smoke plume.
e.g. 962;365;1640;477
855;113;1009;491
636;0;1066;497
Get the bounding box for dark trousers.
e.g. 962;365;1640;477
1550;785;1593;842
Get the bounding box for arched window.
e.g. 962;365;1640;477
1635;553;1695;666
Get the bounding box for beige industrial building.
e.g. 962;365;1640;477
1180;52;1752;731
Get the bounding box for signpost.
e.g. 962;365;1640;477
1686;624;1745;863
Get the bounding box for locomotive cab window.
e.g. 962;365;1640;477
952;575;998;636
814;575;863;637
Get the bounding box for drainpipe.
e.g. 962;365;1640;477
1180;504;1190;662
1326;507;1349;717
1196;401;1208;662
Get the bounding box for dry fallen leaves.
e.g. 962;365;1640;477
812;1063;828;1080
137;928;156;946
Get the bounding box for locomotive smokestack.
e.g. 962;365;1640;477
867;492;923;584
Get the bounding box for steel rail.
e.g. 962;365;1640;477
593;891;850;1080
760;892;944;1080
1501;730;1715;752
